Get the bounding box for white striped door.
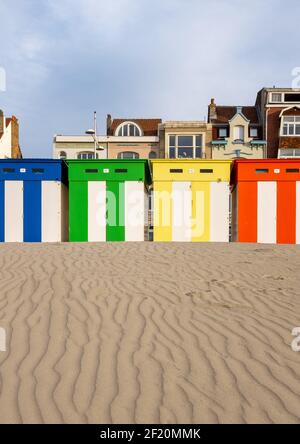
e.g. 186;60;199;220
42;181;62;242
5;181;23;242
257;181;277;244
210;182;229;242
125;181;145;242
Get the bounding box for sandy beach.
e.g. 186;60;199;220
0;242;299;424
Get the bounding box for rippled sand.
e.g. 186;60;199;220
0;242;299;424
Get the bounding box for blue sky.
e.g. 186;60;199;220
1;0;300;157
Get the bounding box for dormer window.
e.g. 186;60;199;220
282;116;300;136
219;128;227;138
250;128;258;138
233;125;245;142
271;93;282;103
284;93;300;102
116;122;142;137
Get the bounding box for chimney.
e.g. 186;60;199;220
106;114;112;135
208;98;217;122
11;116;21;158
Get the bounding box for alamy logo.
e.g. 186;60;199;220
154;189;206;237
0;327;6;352
291;327;300;352
0;67;6;92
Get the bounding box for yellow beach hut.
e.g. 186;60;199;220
151;160;232;242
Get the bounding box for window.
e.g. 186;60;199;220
116;122;142;137
250;128;258;138
278;148;300;158
117;151;139;159
200;169;213;173
3;168;15;173
271;93;282;103
77;152;98;160
85;169;98;173
233;126;245;142
149;151;157;159
256;169;269;173
282;116;300;136
284;93;300;102
59;151;67;159
168;134;203;159
219;128;227;138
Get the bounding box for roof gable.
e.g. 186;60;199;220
210;106;259;125
108;118;162;136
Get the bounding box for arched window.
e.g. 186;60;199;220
77;151;98;160
116;122;142;137
117;152;139;159
149;151;157;159
59;151;67;159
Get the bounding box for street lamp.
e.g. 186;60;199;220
85;111;104;158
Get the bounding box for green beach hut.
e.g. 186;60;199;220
66;159;151;242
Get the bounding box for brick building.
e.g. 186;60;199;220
255;88;300;158
0;110;22;158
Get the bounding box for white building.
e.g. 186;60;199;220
0;110;22;158
53;135;108;160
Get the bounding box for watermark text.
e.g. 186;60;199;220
291;327;300;352
0;67;6;92
0;327;6;352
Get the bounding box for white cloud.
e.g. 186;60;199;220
48;0;141;44
19;36;45;60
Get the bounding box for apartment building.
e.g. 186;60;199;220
255;88;300;158
106;115;161;159
53;88;300;161
158;121;212;159
53;135;108;160
53;115;161;160
0;110;22;158
208;99;266;159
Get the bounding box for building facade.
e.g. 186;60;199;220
255;88;300;159
53;115;161;160
106;115;161;159
53;88;300;161
158;121;212;159
53;135;108;160
208;99;266;159
0;110;22;159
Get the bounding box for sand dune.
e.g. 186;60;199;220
0;242;300;424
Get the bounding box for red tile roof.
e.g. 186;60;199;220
281;107;300;116
108;118;161;136
210;106;259;124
